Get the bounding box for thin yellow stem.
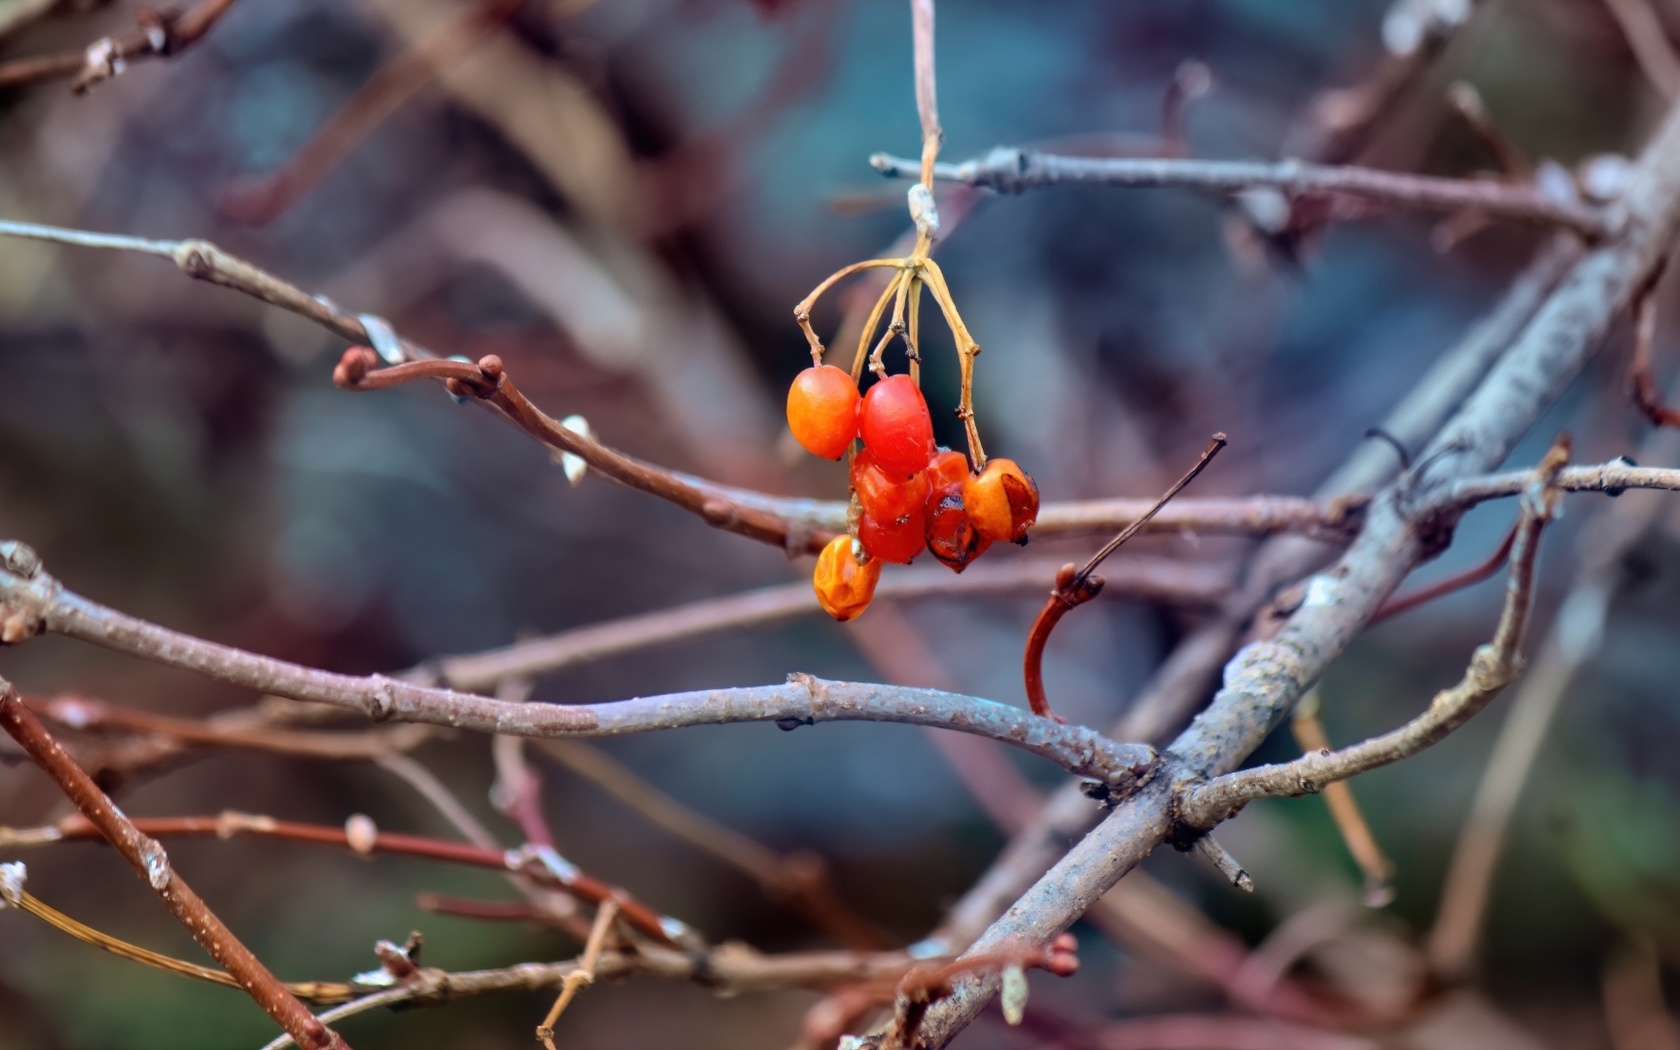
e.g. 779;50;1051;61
906;275;923;386
916;258;985;468
536;898;621;1049
869;269;915;379
11;889;355;1004
795;258;903;363
852;270;907;383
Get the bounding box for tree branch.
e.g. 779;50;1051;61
1178;438;1564;829
919;234;1583;957
0;0;238;92
0;550;1156;787
905;88;1680;1047
870;148;1612;238
0;218;1358;552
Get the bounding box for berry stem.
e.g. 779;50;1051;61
917;258;986;469
868;270;914;379
852;270;905;383
795;258;902;364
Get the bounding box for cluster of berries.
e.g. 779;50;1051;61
786;364;1039;620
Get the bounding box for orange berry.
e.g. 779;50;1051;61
787;365;861;460
962;458;1040;542
859;374;935;476
851;448;930;524
812;534;882;620
858;508;925;564
923;483;992;573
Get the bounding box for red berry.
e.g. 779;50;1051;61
858;508;925;564
812;534;881;621
851;448;930;524
859;374;935;476
924;482;991;572
963;458;1040;542
925;448;970;490
787;365;861;460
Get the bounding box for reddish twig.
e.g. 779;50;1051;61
0;0;238;92
1370;519;1518;623
13;810;692;949
1625;274;1680;427
1024;434;1227;720
28;693;432;760
0;681;348;1050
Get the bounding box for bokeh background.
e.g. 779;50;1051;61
1;0;1678;1047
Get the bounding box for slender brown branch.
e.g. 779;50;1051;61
0;0;238;92
0;682;348;1050
870;149;1613;238
1180;437;1568;830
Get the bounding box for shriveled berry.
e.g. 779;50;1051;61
859;374;935;476
858;507;925;564
963;458;1040;542
787;365;861;460
812;534;882;620
851;448;930;524
924;484;992;573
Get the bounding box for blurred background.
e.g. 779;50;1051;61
1;0;1678;1047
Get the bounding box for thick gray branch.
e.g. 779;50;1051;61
0;557;1154;787
909;95;1680;1047
871;148;1611;238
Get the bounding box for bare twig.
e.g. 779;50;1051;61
0;682;348;1050
0;219;1358;552
434;554;1227;693
0;0;238;92
925;235;1584;959
910;90;1680;1044
1191;835;1254;892
4;810;691;948
870;149;1612;238
1023;434;1227;720
535;899;619;1048
1625;276;1680;426
1179;437;1566;829
1427;395;1680;976
0;553;1154;786
30;693;432;760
